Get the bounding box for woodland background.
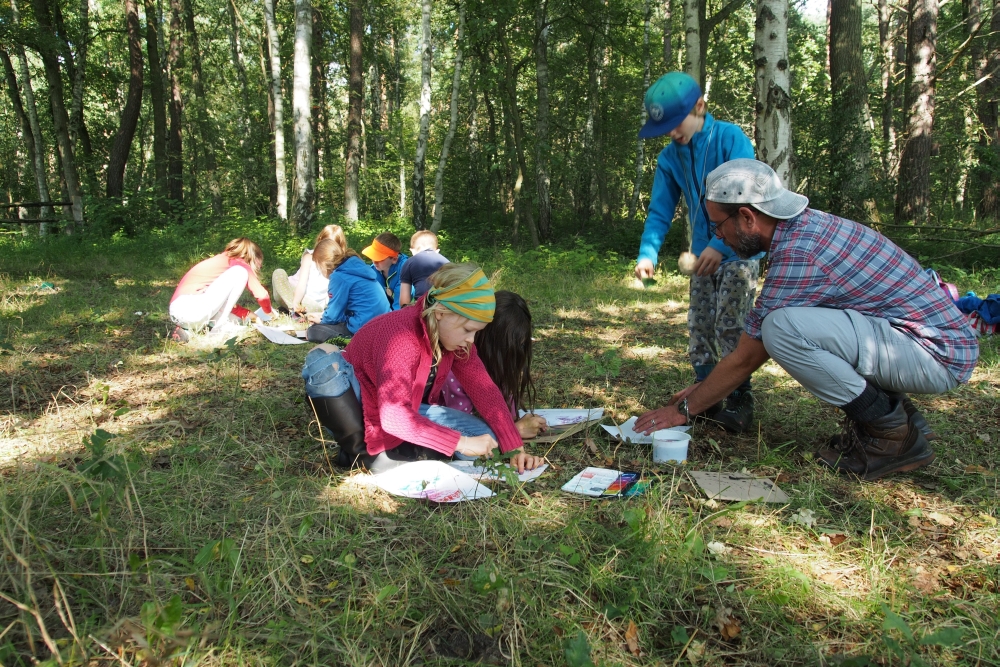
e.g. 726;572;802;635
0;0;997;255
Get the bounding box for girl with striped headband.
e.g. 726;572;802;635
302;262;546;475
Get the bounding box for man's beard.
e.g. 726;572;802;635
730;227;764;259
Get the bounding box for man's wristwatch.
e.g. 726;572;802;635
677;398;691;425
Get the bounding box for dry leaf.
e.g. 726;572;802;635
927;512;955;527
184;577;195;591
775;472;791;483
686;639;706;665
624;619;640;656
907;515;923;528
442;579;460;587
827;533;847;546
585;438;599;456
714;606;741;641
912;568;939;594
965;465;989;474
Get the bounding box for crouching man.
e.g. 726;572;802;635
635;159;978;480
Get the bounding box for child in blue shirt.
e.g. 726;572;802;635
635;72;762;433
305;239;390;341
362;232;408;310
400;230;450;306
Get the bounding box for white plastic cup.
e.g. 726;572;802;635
652;429;691;464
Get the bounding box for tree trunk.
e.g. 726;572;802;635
1;48;52;233
263;0;288;219
344;0;363;223
663;0;672;69
683;0;700;84
877;0;897;178
629;0;652;223
754;0;794;187
430;1;465;232
0;46;52;236
144;0;168;208
107;0;144;199
974;0;999;217
165;0;184;206
312;7;326;186
895;0;937;223
289;0;314;230
27;0;84;229
184;0;222;213
498;25;539;246
534;0;552;239
829;0;871;219
412;0;432;229
393;28;405;217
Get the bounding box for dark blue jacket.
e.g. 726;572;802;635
321;256;391;333
371;253;409;310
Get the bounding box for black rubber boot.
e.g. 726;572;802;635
308;392;367;468
817;399;934;481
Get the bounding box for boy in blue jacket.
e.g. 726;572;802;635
305;240;390;341
635;72;762;433
362;232;409;310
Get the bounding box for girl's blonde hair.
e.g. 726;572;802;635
314;224;346;249
313;239;358;277
223;238;263;273
421;262;484;363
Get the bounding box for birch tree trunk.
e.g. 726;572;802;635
27;0;84;229
165;0;184;206
534;0;552;239
393;29;405;217
894;0;937;223
344;0;363;223
290;0;314;230
973;0;999;218
683;0;700;83
412;0;432;229
430;1;465;232
1;48;52;233
829;0;871;219
144;0;168;207
107;0;144;199
754;0;794;187
263;0;288;219
877;0;897;178
1;49;47;234
662;0;672;70
629;0;652;223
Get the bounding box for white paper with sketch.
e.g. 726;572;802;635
360;460;495;502
601;416;691;444
254;324;306;345
517;408;605;429
561;467;624;496
447;460;548;482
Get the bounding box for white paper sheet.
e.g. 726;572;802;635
254;307;273;322
601;416;691;444
447;460;548;483
361;460;495;502
561;467;625;496
254;323;307;345
517;408;605;429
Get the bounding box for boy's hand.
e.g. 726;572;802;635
634;259;655;280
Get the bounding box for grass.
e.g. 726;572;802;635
1;224;999;666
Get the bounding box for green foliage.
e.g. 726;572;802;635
564;630;595;667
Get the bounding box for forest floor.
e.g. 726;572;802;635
0;230;998;666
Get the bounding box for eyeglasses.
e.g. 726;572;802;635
708;211;738;237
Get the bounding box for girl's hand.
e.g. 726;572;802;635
306;313;322;324
516;414;548;439
508;450;545;473
455;434;498;458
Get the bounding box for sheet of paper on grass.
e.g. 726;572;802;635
519;408;605;429
689;471;789;503
448;460;548;483
601;416;691;444
361;460;495;502
254;307;273;322
255;323;307;345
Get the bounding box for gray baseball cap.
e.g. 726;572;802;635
705;158;809;219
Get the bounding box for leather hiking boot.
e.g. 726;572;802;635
308;393;368;468
712;389;754;434
817;400;934;481
889;392;938;441
692;401;723;422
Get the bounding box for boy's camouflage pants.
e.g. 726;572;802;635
687;259;759;368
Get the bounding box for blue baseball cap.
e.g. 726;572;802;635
638;72;702;139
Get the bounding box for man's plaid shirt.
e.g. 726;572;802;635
745;208;979;383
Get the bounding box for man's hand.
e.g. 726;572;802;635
634;258;655;280
508;450;545;473
693;247;723;277
456;434;498;458
634;404;687;435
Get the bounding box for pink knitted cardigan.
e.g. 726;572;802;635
341;299;523;457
